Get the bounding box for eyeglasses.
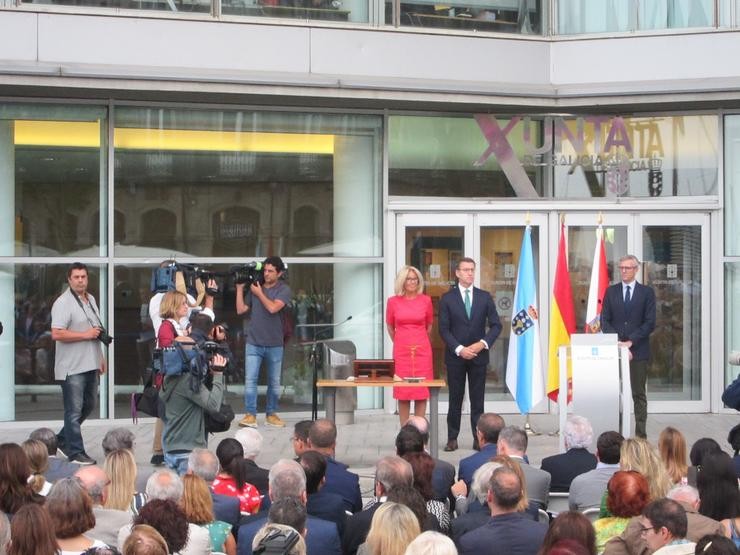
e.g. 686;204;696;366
639;525;658;534
405;277;419;282
618;266;638;271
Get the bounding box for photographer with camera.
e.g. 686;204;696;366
50;262;108;466
235;256;291;429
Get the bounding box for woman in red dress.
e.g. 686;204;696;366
386;265;434;426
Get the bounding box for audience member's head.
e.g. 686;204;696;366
374;456;413;497
365;502;420;555
292;421;313;457
497;426;527;456
666;484;701;511
403;531;456;555
640;498;688;551
403;416;430;445
7;503;58;555
386;484;428;531
605;470;650;518
298;451;326;495
476;413;506;446
658;426;688;484
180;473;214;526
491;454;530;512
538;511;596;555
596;431;624;465
46;477;96;539
307;419;337;452
216;438;247;487
696;452;740;521
0;442;37;514
28;428;57;457
563;415;593;451
689;438;722;468
102;428;135;456
122;524;169;555
401;451;435;502
619;438;672;500
694;534;738;555
268;496;307;535
104;448;139;511
145;469;183;502
186;449;219;483
469;461;502;504
75;465;110;506
133;499;188;554
395;426;424;457
487;466;523;513
727;423;740;457
252;524;306;555
234;428;263;461
21;439;49;495
545;539;593;555
268;459;307;502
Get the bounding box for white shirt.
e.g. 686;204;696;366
148;292;214;335
453;284;489;356
621;280;637;300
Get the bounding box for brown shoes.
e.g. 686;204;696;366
444;439;458;452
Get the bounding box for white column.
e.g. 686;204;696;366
333;135;382;410
0;121;16;420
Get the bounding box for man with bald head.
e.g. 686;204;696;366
75;465;132;546
307;418;362;514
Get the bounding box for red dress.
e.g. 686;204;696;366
386;294;434;400
211;474;262;515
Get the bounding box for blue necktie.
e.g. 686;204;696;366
624;285;631;307
464;288;472;319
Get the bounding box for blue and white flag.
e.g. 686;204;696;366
505;226;545;415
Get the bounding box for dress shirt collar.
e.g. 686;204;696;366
596;462;620;469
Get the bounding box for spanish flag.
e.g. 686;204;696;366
547;220;576;402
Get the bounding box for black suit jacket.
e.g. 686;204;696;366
457;512;548;555
439;285;502;367
307;490;347;539
243;459;269;497
342;501;381;555
540;448;597;492
601;281;656;361
322;457;362;514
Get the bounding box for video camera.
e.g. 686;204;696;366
231;261;265;286
151;262;221;297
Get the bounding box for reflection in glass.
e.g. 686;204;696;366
21;0;209;13
392;0;542;33
113;108;382;258
479;226;539;401
724;263;740;398
724;116;740;256
223;0;366;22
643;225;701;400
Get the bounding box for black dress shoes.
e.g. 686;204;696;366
444;439;458;452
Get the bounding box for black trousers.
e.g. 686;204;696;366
630;359;648;438
446;359;487;442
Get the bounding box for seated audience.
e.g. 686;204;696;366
252;523;306;555
104;449;146;514
386;485;437;533
7;504;58;555
186;449;240;528
687;438;722;487
694;533;739;554
102;428;135;456
28;427;77;483
291;421;313;460
180;474;236;555
234;428;269;498
0;442;44;516
457;413;505;488
620;438;672;502
640;498;695;554
537;511;597;555
697;453;740;522
267;496;307;536
212;438;261;516
569;431;624;512
497;426;551;510
659;427;689;485
22;439;53;495
404;416;456;504
361;502;420;555
540;415;597;493
0;513;9;555
727;423;740;480
75;465;133;547
46;477;108;554
129;500;189;555
298;450;346;537
450;462;500;543
403;531;456;555
121;525;169;555
402;451;450;533
593;471;650;552
546;539;593;555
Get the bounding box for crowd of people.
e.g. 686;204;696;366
0;414;738;555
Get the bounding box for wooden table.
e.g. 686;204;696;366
316;379;447;458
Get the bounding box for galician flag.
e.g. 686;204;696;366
584;225;608;333
546;219;576;402
506;226;544;414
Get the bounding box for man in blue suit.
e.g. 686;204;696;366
439;257;502;452
601;254;656;439
237;459;341;555
458;412;505;488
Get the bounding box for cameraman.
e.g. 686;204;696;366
235;256;291;429
50;262;106;466
161;348;227;475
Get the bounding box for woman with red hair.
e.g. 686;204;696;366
593;470;650;552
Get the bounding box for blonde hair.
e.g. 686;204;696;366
21;439;48;495
658;427;688;484
393;266;425;296
180;474;214;525
123;524;169;555
620;438;672;500
159;291;187;320
104;449;138;511
491;454;529;512
365;502;420;555
403;531;457;555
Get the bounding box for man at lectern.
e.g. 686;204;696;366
601;254;656;439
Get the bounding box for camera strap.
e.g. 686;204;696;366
70;289;104;330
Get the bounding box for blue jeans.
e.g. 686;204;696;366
245;344;283;415
164;452;190;475
57;370;97;458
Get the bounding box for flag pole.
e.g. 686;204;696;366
524;212;539;436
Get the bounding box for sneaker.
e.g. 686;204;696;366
239;414;258;428
265;414;285;428
150;454;165;466
69;453;96;465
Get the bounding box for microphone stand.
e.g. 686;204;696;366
296;316;352;421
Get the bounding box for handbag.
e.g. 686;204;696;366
131;385;161;421
204;402;235;433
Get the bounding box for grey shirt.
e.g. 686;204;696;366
245;281;292;347
51;288;104;380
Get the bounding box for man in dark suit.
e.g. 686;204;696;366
307;419;362;514
458;412;505;488
439;257;502;452
235;427;269;498
299;450;347;538
497;425;551;510
405;416;456;503
29;427;77;483
187;448;240;528
601;254;656;439
540;414;596;492
236;459;341;555
457;466;547;555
